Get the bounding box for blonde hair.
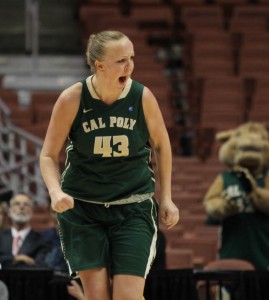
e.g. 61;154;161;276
86;30;128;73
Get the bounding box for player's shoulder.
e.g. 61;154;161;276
54;82;82;112
60;82;82;102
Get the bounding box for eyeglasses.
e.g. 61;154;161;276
10;201;32;208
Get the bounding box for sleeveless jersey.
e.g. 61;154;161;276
219;170;269;270
61;78;155;203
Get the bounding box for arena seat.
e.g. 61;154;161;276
130;5;173;25
181;6;225;33
229;16;268;34
171;236;218;266
130;0;164;4
199;77;246;130
248;95;269;126
0;90;18;108
197;258;255;300
171;0;205;4
215;0;248;3
166;248;194;269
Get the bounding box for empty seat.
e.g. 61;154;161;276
242;32;269;46
197;258;255;300
31;92;60;103
0;90;18;108
201;113;245;131
80;0;120;3
255;78;269;96
172;193;203;212
30;92;58;124
230;4;269;33
11;107;34;127
192;31;233;47
161;223;184;247
194;226;220;240
193;58;234;78
232;5;269;19
215;0;248;3
181;6;225;32
248;93;269;125
166;248;194;269
33;107;53;124
199;78;246;130
130;0;164;4
229;17;268;33
204;258;255;271
133;70;165;87
130;5;173;25
171;236;218;266
171;0;204;4
239;55;269;79
191;31;235;78
179;213;207;232
24;123;48;140
130;5;174;39
202;77;245;99
79;4;122;37
239;32;269;78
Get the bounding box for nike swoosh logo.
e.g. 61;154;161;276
83;108;93;113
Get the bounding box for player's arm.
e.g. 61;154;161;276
142;86;179;229
39;83;81;212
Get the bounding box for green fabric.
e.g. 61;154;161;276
61;79;155;203
220;170;269;270
58;198;158;278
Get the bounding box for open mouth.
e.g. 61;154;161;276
119;76;127;84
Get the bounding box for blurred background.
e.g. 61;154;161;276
1;0;269;273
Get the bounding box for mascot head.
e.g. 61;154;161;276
216;122;269;173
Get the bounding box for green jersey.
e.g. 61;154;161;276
61;78;155;203
220;170;269;270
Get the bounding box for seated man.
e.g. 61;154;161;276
0;193;52;269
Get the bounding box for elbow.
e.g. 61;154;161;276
39;152;58;168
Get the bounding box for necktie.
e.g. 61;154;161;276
12;234;21;255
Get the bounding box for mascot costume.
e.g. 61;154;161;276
203;122;269;270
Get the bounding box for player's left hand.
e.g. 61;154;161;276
159;200;180;229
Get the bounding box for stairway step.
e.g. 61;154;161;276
0;0;81;54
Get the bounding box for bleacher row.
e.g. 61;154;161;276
1;0;269;270
180;5;269;135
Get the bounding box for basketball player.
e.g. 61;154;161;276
40;30;179;300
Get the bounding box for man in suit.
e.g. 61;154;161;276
0;193;52;269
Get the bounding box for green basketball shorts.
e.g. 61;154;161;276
57;197;159;278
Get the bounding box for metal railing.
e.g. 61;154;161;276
0;98;48;205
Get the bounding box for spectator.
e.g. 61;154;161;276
42;209;68;272
0;193;52;269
